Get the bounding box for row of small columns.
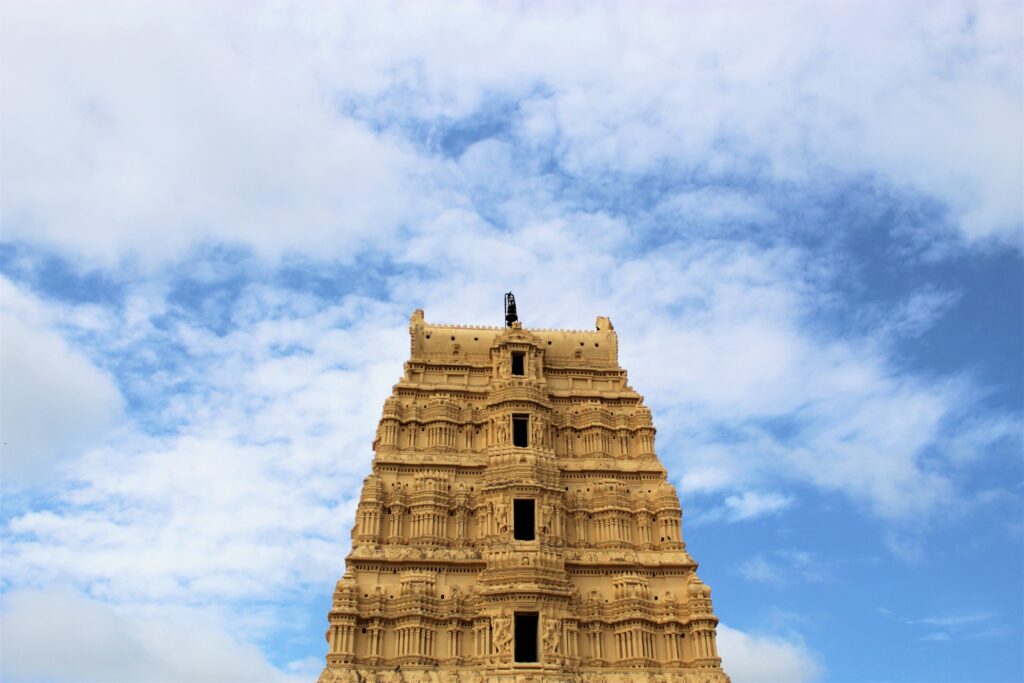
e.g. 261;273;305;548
331;619;712;665
395;625;436;658
663;627;685;661
690;621;719;663
355;503;682;548
327;619;357;663
408;507;448;538
447;623;464;659
615;627;657;661
568;509;683;547
375;419;656;458
560;428;654;458
472;619;491;659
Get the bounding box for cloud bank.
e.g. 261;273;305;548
1;1;1020;266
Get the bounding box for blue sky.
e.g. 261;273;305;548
0;2;1021;682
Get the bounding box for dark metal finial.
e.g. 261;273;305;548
504;292;518;327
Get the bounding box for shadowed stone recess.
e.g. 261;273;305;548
319;310;730;683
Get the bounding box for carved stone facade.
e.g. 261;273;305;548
318;311;729;683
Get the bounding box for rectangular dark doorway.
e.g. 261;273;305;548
513;499;535;540
511;351;525;376
512;414;528;447
514;612;538;663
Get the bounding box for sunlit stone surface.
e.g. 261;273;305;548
319;310;729;683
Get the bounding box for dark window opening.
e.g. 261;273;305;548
511;352;525;376
514;499;535;541
512;414;529;447
514;613;539;663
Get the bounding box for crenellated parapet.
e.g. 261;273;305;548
320;312;729;683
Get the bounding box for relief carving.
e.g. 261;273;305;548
492;612;513;656
542;617;561;655
496;501;510;534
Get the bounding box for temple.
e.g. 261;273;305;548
318;310;729;683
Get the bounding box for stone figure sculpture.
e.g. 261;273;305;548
497;502;510;534
542;617;561;655
492;614;513;656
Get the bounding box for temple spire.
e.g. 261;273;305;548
319;310;729;683
504;292;518;327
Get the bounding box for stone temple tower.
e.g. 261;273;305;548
318;310;729;683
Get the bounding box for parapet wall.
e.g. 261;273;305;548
409;309;619;367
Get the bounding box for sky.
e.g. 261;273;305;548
0;2;1021;682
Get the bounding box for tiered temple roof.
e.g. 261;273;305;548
318;311;729;683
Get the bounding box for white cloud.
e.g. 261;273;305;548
722;491;795;521
877;288;963;339
883;531;927;565
573;243;980;522
659;189;775;227
0;279;124;485
692;490;796;525
284;657;323;680
736;550;842;585
718;624;824;683
0;1;423;265
2;288;410;613
736;556;786;585
0;294;405;677
1;1;1019;266
0;589;301;683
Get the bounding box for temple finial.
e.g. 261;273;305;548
504;292;518;327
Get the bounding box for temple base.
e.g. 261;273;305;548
318;666;731;683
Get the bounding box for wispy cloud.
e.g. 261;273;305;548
913;611;998;628
879;606;1007;644
735;549;869;586
692;490;796;525
737;556;787;585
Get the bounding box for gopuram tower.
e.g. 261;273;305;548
319;300;729;683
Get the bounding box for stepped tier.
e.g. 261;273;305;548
319;311;729;683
